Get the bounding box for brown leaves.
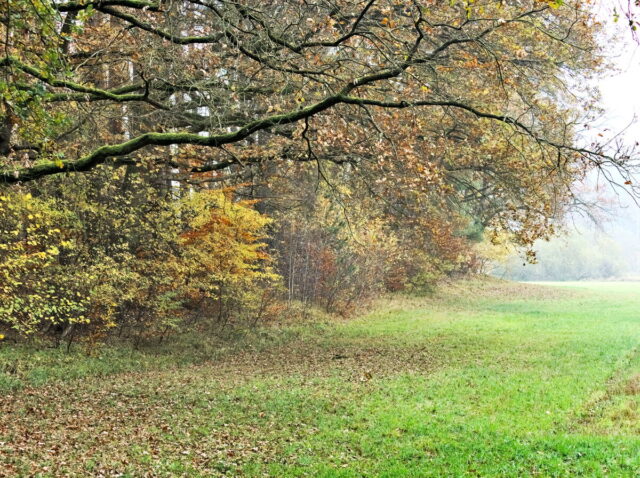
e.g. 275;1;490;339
0;333;440;476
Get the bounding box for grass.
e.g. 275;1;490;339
0;320;322;392
3;279;640;476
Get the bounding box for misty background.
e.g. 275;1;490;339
495;17;640;282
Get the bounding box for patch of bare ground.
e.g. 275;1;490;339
372;277;582;314
0;372;283;477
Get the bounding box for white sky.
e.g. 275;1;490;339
497;5;640;278
599;43;640;136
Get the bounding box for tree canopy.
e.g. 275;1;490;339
0;1;627;174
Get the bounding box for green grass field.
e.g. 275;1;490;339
3;279;640;477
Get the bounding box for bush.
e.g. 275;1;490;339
0;176;278;346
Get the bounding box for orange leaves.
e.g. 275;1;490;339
177;188;277;297
380;17;396;28
180;212;233;245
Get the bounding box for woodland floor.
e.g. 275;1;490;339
3;279;640;476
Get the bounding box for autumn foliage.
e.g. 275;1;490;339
0;0;632;345
0;174;277;343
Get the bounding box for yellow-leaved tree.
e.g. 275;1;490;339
0;192;88;338
177;190;280;327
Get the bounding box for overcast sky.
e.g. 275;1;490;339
599;41;640;138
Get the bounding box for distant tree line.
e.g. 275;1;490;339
495;233;630;281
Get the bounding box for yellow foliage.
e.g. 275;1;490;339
473;231;515;272
0;191;87;336
0;186;279;341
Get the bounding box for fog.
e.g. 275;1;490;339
498;22;640;282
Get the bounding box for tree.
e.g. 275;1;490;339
0;0;630;186
1;0;636;341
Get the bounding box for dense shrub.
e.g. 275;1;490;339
0;173;278;345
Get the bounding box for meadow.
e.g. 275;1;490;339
3;279;640;477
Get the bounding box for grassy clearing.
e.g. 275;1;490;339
3;279;640;476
